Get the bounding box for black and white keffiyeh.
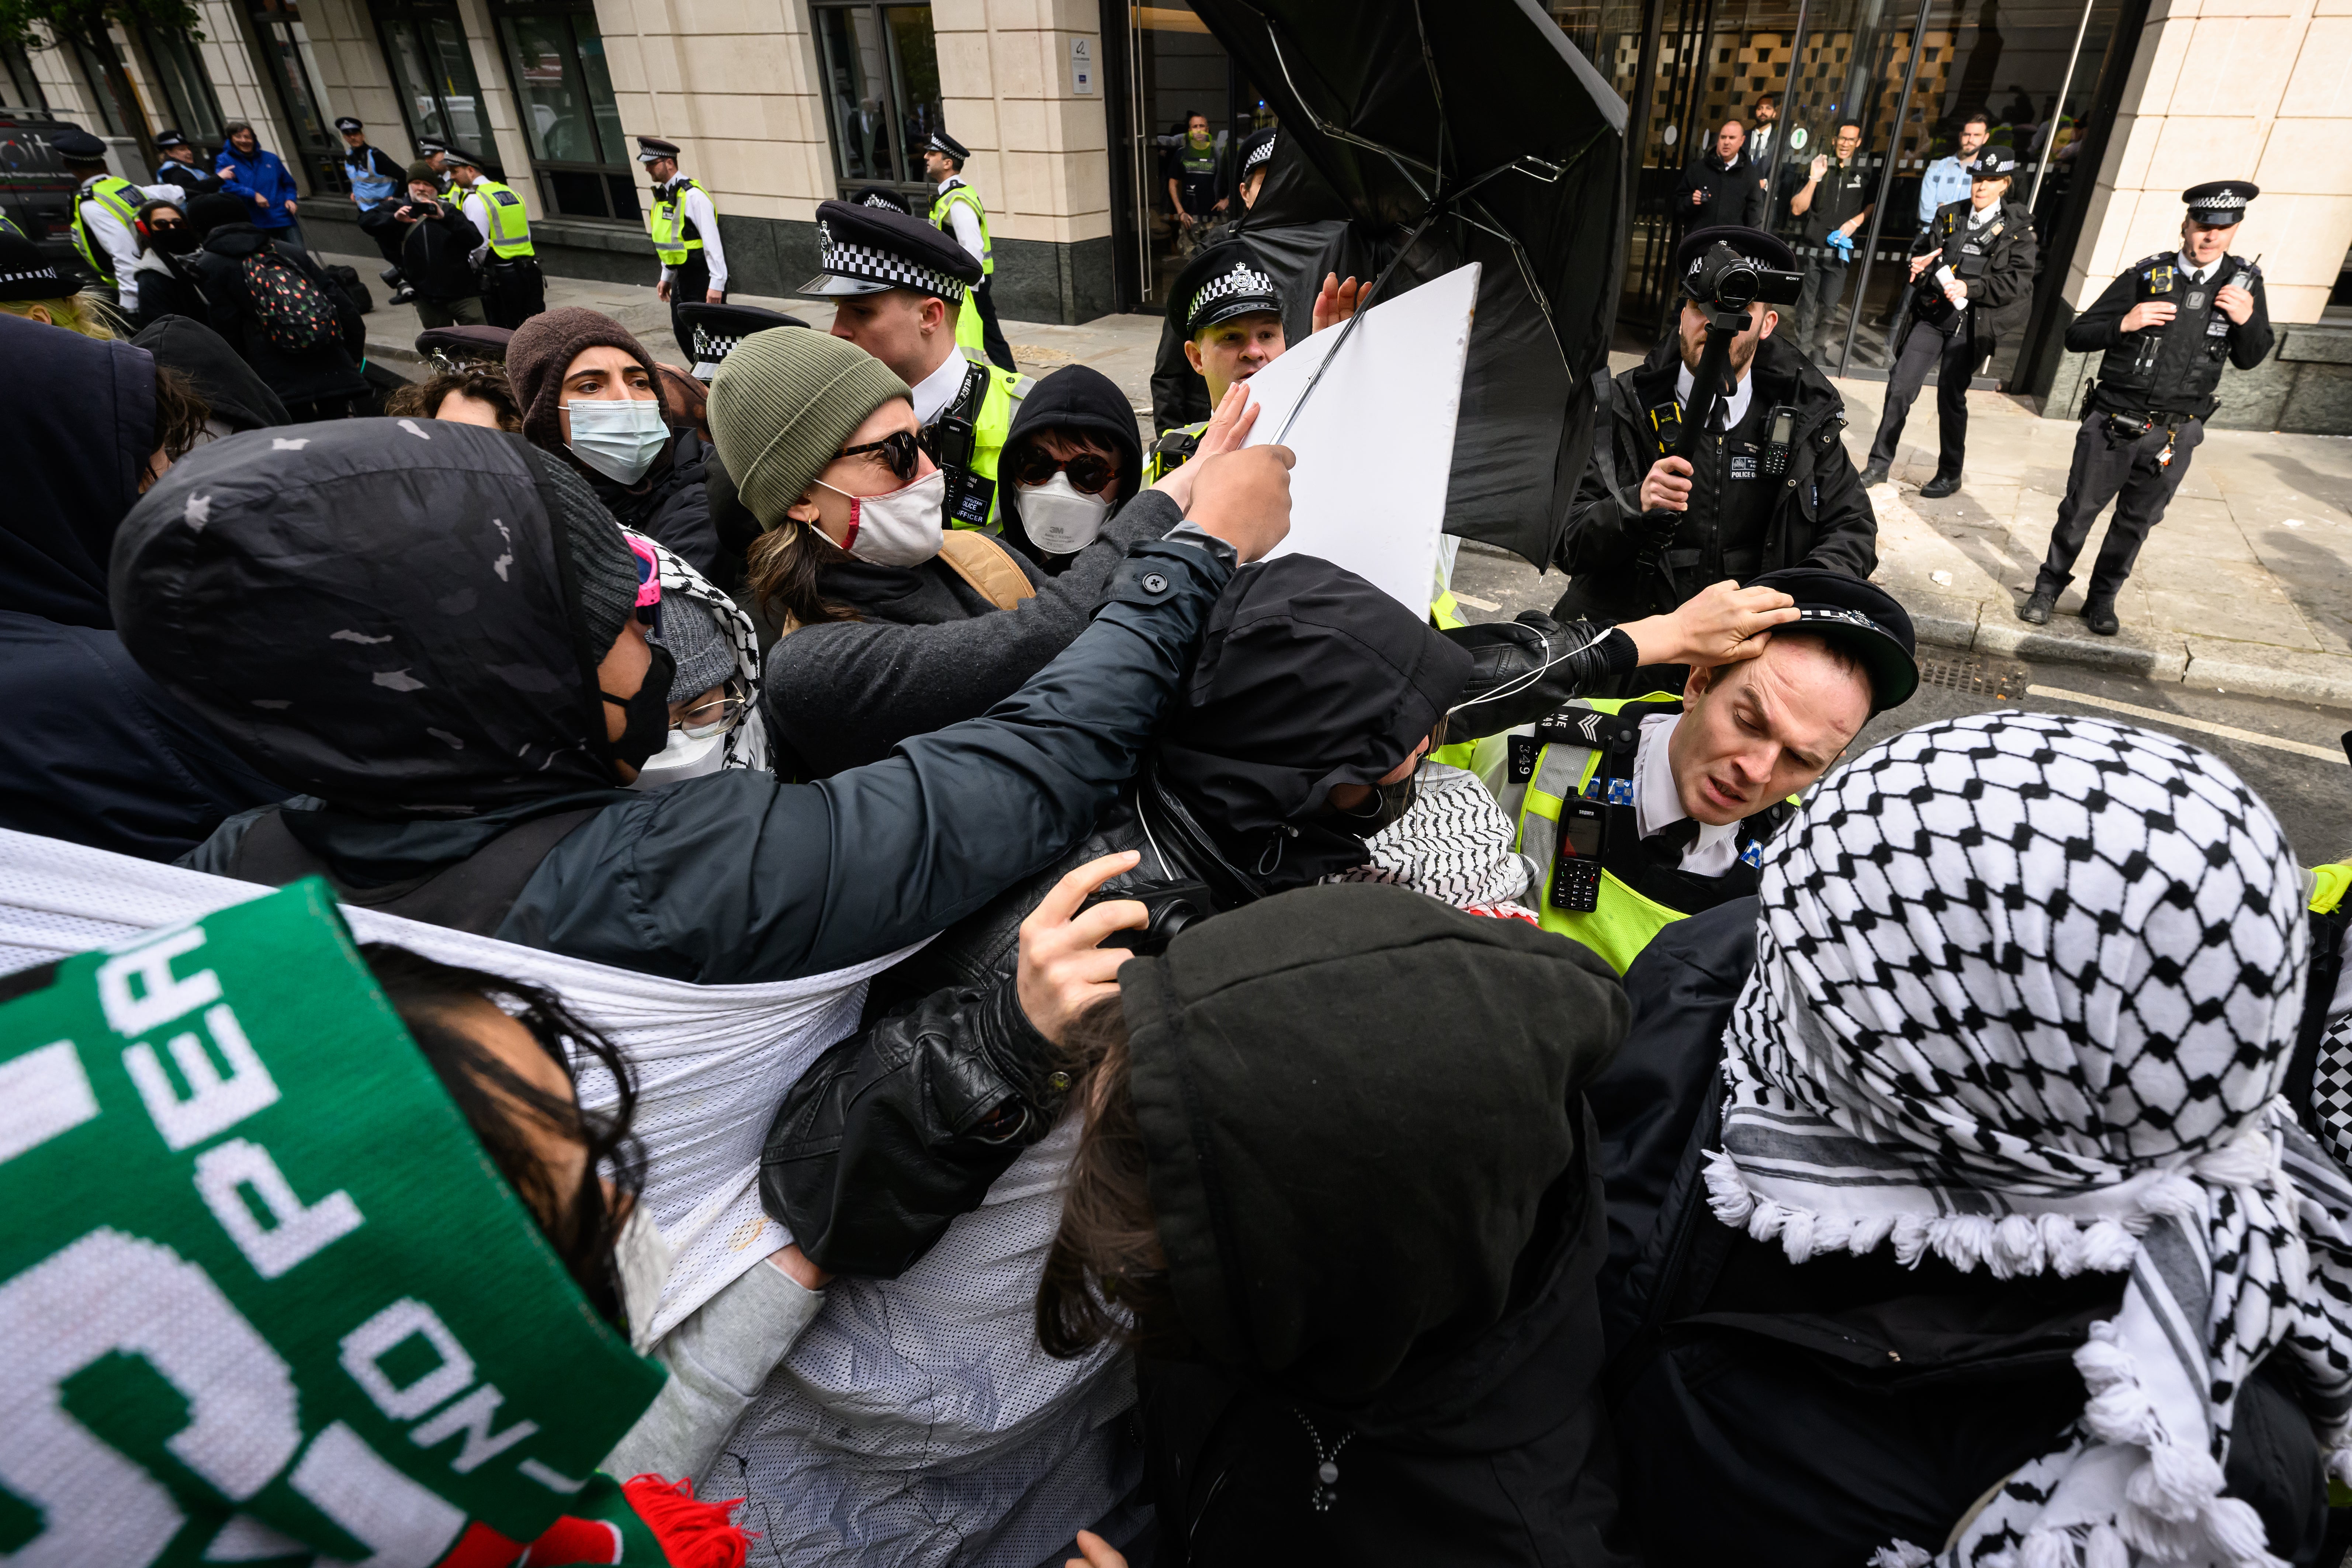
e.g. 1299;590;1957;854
625;529;769;774
1699;711;2352;1568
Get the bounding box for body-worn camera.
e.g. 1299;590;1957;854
1079;879;1215;956
1683;242;1803;312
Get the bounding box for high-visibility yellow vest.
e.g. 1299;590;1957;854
465;177;535;259
932;348;1033;533
70;175;140;285
1484;693;1776;974
647;177;706;266
2313;862;2351;916
929;179;993;275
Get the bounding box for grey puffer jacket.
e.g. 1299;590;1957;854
764;490;1184;779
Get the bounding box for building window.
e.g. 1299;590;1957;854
3;40;50;109
371;0;501;174
140;27;226;146
494;0;633;221
810;1;943;202
69;36;136;137
246;0;344;191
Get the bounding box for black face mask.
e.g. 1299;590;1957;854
1330;764;1423;836
146;225;198;256
599;640;673;773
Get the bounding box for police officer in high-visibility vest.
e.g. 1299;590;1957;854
637;135;727;361
52;127;182;312
334;116;408;286
920;130;1013;374
1485;569;1916;973
445;146;544;330
2019;181;2273;637
794;198;1030;531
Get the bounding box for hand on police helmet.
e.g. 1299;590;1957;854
1623;579;1800;669
1639;455;1694;514
1019;852;1147;1049
1185;445;1294;563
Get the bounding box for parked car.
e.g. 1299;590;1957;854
0;108;104;282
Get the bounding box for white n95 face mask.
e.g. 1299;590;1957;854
567;397;668;484
1017;471;1112;554
819;466;946;567
628;726;728;791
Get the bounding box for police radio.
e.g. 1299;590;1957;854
1761;405;1799;478
1549;799;1608;914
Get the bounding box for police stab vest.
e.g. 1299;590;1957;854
928;179;993;276
465;177;535;260
647;177;705;266
2096;252;2254;414
1482;694;1786;974
928;349;1032;532
70;175;141;286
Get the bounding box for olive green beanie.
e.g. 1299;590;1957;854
707;330;910;530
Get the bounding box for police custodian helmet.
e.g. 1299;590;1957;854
794;198;981;301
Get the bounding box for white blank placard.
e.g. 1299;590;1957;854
1239;262;1479;612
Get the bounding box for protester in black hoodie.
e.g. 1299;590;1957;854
997;362;1146;570
0;312;283;858
1032;882;1636;1566
186;190;368;420
131;314;292;434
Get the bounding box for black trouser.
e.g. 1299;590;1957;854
668;256;718;361
482;257;546;330
1793;252;1850;356
2034;411;2206;604
970;276;1015;372
1867;318;1977;474
415;293;487;329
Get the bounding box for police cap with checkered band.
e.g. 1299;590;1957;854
2183;180;2258;227
1168;240;1284;337
794;198;981;301
1746;566;1919;713
676;301;810;381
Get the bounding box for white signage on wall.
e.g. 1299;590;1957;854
1070;36;1095;95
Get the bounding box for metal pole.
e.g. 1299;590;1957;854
1760;0;1809;231
1130;1;1150;300
2030;0;2097;208
1836;0;1936;377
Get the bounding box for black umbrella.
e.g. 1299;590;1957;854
1195;0;1628;571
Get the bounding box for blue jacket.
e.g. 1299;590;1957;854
214;142;301;229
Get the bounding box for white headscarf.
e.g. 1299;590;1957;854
1700;711;2352;1568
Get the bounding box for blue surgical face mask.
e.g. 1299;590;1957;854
567;397;668;484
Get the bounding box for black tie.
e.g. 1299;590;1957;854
1649;816;1703;862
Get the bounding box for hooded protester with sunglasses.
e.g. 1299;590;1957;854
125;197;210;330
509;307;722;579
996;362;1146;570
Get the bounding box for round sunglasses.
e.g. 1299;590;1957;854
1011;445;1120;496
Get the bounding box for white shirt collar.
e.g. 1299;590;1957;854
1632;713;1743;876
2176;250;2218;284
910;347;972;427
1674;359;1754;431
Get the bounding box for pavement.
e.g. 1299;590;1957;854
340;253;2352;709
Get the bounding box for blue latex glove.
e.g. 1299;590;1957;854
1825;231;1856;259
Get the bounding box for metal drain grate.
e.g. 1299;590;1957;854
1917;656;2031;700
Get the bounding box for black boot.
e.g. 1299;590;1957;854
1860;460;1890;486
2018;585;2057;625
2082;596;2120;636
1919;470;1963;499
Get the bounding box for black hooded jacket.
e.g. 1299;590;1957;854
1120;883;1636;1565
995;363;1144;570
187;222;369;408
132;315;292;432
0;313;283;860
763;557;1476;1274
119;419;1236;983
1555;332;1877;623
1597;900;2330;1567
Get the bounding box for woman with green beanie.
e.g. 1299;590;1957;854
709;330;1251;779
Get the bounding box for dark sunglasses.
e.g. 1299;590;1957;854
837;428;923;485
1011;446;1119;496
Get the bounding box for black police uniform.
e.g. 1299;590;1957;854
2027;181;2273;629
1556;226;1879;636
1865;149;2039;489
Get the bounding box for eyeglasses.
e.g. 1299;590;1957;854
836;428;923;485
1011;446;1120;496
673;680;748;739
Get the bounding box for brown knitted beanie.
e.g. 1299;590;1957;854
507;307;666;456
707;330;910;530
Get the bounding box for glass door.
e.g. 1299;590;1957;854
373;0;503;173
247;0;342;192
1120;2;1268;311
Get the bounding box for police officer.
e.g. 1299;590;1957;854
1236;127;1277;211
1488;570;1915;972
1860;147;2038;495
334;116;408;288
152;129;221;199
2020;181;2272;635
921;130;1013;373
637;135;727;360
413;136;451;195
445;146;543;329
1556;226;1878;640
675;301;808;383
794;198;1029;531
52;127;182;309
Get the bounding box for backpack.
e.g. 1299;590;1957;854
238;248;339;354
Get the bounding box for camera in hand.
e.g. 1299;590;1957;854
1080;879;1215;956
1684;240;1802;313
